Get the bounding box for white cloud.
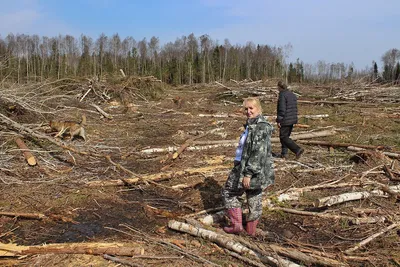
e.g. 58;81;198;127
0;0;78;37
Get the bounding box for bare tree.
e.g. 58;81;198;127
110;34;121;72
138;38;147;75
95;33;108;78
199;34;211;83
186;33;198;84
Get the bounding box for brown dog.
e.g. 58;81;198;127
49;115;87;141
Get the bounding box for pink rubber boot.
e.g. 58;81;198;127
223;208;243;234
245;220;259;236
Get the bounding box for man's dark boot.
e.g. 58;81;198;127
280;154;288;160
296;148;304;160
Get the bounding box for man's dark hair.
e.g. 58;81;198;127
277;81;287;90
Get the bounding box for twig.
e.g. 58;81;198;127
90;103;112;119
103;254;143;267
345;222;400;254
79;88;92;102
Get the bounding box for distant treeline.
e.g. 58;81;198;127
0;33;398;84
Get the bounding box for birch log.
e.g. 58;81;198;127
168;220;256;256
269;207;385;225
168;220;301;267
270;244;347;267
119;69;126;77
315;185;400;207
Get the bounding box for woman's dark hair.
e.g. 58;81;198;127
277;81;287;90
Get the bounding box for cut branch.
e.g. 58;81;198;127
90;103;112;119
14;138;37;166
345;222;400;254
0;242;144;257
0;211;45;220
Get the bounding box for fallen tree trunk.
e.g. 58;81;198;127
0;242;144;257
0;211;45;220
265;114;329;120
315;185;400;207
270;207;385;225
272;181;373;203
168;220;301;267
347;146;400;159
140;143;236;154
297;140;387;150
270;244;347;267
140;129;337;154
14;138;37;166
298;100;354;105
0;212;75;223
87;164;229;187
192;129;336;146
168;220;256;256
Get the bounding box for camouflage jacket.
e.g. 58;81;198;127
238;115;275;190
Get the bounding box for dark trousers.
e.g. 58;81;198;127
279;125;301;155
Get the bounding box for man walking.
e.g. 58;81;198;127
276;81;304;159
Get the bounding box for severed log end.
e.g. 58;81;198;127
15;138;37;166
294;123;310;128
27;156;37;166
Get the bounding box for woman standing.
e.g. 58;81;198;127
221;97;275;236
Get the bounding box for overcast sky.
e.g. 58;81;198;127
0;0;399;69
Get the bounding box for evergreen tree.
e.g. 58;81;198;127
395;62;400;84
373;61;378;79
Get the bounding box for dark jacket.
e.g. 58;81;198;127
276;89;298;126
238;115;275;190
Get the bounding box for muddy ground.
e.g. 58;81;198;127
0;79;399;266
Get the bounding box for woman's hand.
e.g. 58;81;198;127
243;176;251;189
